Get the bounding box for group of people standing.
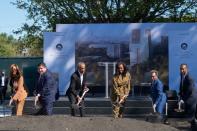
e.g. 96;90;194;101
66;61;197;126
0;64;29;116
1;63;57;116
146;64;197;124
0;61;196;126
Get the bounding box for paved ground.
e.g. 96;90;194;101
0;115;192;131
167;118;191;131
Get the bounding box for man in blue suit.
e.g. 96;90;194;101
179;64;197;124
35;63;57;115
150;70;167;117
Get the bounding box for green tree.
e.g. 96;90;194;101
10;0;196;57
17;35;43;56
12;0;197;36
0;33;18;56
167;0;197;22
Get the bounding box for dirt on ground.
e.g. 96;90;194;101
0;115;191;131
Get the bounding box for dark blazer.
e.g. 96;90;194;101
0;75;9;89
180;73;197;105
36;70;57;102
66;71;86;97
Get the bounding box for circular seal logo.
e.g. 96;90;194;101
181;43;188;50
56;43;63;51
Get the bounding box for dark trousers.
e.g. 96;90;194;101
0;86;6;104
36;98;54;115
185;101;197;120
67;93;85;117
0;88;3;104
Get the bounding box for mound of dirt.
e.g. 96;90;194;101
0;115;181;131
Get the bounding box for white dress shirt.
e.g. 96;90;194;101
1;76;5;86
78;71;84;85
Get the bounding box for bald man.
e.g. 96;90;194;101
66;62;88;117
179;64;197;124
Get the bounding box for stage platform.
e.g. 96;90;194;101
0;105;12;117
0;96;183;118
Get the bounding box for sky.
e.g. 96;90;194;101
0;0;29;37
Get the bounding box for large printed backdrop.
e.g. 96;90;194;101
44;23;197;95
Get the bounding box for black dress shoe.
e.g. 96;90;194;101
163;118;170;125
163;120;170;125
190;119;197;125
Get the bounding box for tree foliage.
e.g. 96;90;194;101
0;33;42;57
16;34;43;56
0;33;18;56
8;0;196;57
12;0;197;35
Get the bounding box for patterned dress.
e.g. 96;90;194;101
111;72;131;118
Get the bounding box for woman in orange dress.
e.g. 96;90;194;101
9;64;28;116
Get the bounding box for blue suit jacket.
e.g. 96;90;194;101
36;70;57;102
151;79;166;105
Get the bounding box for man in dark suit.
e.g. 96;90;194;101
35;63;57;115
179;64;197;123
0;71;9;104
66;62;88;117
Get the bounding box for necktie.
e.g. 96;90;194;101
180;74;184;92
